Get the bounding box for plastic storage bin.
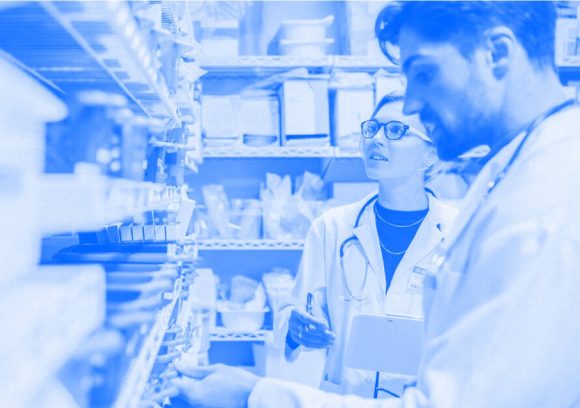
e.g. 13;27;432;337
219;307;269;331
280;15;334;42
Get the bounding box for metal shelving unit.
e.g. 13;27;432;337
196;239;304;251
112;280;182;408
0;1;198;125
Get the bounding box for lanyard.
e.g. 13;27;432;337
433;99;577;268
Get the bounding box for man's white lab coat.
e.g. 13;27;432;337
274;193;457;396
250;106;580;407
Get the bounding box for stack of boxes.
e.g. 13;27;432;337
202;70;405;149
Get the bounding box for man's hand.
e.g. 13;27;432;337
288;308;335;349
173;362;260;408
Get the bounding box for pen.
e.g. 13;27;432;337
306;292;313;315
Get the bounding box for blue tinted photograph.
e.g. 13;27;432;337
0;1;579;407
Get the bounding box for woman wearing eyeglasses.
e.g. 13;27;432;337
276;94;458;398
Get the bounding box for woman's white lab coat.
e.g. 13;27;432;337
276;193;457;396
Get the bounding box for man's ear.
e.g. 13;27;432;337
484;26;517;78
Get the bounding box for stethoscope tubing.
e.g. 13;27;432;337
339;194;379;302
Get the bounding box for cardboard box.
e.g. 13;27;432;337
279;79;330;146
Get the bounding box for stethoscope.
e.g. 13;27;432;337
428;99;577;273
339;189;437;302
339;194;379;302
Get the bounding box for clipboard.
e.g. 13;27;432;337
344;314;424;376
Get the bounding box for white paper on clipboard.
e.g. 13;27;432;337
344;314;424;376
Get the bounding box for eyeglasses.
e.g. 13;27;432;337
361;119;432;143
361;119;410;140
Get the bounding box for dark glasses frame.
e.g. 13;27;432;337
361;119;410;140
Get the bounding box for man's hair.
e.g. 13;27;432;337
375;1;557;69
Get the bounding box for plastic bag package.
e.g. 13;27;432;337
229;199;262;240
262;268;294;313
260;173;323;240
201;184;233;239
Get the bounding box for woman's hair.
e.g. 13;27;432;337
372;94;405;118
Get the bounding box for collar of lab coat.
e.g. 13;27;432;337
351;193;454;293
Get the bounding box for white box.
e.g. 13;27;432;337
556;18;580;66
106;224;121;244
241;95;280;145
143;225;155;242
165;224;179;241
131;225;144;242
119;225;133;243
202;95;243;145
332;74;374;151
281;15;333;42
279;79;330;146
154;225;166;242
175;198;196;238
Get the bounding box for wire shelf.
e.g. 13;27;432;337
203;145;336;158
199;55;400;77
196;240;304;250
201;145;363;159
199;55;333;68
210;328;273;342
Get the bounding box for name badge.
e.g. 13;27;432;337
407;266;426;293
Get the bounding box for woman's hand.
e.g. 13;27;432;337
287;308;336;349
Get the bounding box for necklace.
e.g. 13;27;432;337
379;240;407;255
374;204;426;228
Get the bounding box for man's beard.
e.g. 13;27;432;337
431;118;493;162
